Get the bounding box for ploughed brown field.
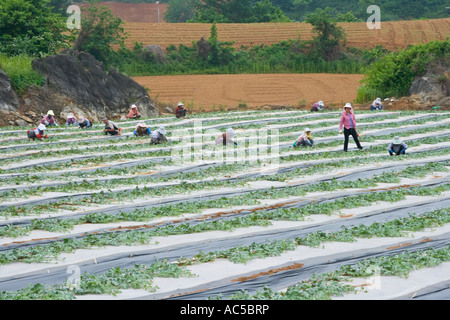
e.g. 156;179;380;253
90;2;450;51
124;19;450;51
133;73;364;111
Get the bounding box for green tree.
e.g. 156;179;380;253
191;0;291;23
164;0;197;23
72;3;128;64
305;7;346;61
48;0;73;14
0;0;68;56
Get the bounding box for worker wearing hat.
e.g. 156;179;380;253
311;101;324;112
27;124;48;140
175;102;187;118
339;103;363;152
370;98;383;111
294;128;314;147
127;104;141;119
388;136;408;156
41;110;57;126
134;122;151;137
150;126;168;144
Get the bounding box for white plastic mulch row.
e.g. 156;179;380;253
0;109;449;300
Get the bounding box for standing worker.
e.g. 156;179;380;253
294;128;314;147
388;136;408;156
103;118;121;136
339;103;363;152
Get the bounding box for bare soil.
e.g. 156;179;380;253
133;73;364;112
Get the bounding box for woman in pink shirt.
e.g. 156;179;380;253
339;103;363;152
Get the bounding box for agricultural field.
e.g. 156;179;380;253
124;19;450;51
133;73;364;110
0;109;449;301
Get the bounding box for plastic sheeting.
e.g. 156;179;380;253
0;186;448;293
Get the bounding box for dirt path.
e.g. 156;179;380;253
133;73;364;111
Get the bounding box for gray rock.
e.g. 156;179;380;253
143;45;167;64
0;68;19;113
27;49;159;122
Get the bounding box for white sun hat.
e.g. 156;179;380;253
178;102;184;107
392;136;403;144
158;126;166;135
226;127;235;138
318;101;324;106
47;110;54;116
38;124;46;131
304;127;311;133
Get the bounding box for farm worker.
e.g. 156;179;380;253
370;98;383;111
388;136;408;156
134;122;151;137
215;127;237;146
175;102;187;118
311;101;324;112
65;113;78;126
27;124;48;140
41;110;57;126
103;118;121;136
127;104;141;119
150;126;168;144
78;116;92;129
339;103;363;152
294;128;314;147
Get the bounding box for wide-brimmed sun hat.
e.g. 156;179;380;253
158;126;166;135
226;127;235;138
38;124;46;131
47;110;54;116
178;102;184;107
304;127;311;133
318;101;324;106
137;122;147;128
392;136;403;144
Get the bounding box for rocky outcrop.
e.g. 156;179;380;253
13;49;159;125
409;58;450;108
0;68;21;126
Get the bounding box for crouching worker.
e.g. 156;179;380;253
78;116;92;129
294;128;314;147
311;101;324;112
41;110;57;126
66;113;78;126
103;118;121;136
388;136;408;156
175;102;187;118
134;122;151;137
127;104;141;119
215;128;237;146
150;126;168;144
27;124;48;141
371;98;383;111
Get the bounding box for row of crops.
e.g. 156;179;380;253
0;109;449;301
